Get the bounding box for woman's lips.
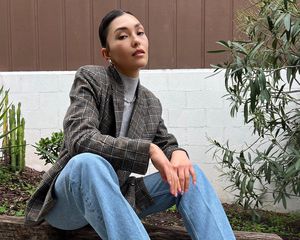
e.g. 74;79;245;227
132;49;145;56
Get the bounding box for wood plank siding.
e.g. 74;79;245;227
0;0;250;71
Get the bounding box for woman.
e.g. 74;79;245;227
25;9;235;240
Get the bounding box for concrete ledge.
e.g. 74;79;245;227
0;215;282;240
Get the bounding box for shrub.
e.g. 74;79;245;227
210;0;300;209
34;131;64;165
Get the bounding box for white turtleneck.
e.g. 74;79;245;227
117;70;139;137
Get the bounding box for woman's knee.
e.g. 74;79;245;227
192;164;206;180
71;152;109;168
69;152;117;182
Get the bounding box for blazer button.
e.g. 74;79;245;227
130;182;135;186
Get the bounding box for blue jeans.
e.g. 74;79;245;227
45;153;235;240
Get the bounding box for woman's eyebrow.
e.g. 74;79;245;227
114;23;142;33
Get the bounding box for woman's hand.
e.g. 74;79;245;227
149;143;180;196
170;150;196;193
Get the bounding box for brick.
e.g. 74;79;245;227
58;72;76;92
1;75;23;93
206;109;227;127
169;109;206;128
204;70;227;91
223;126;255;148
22;74;59;93
23;110;59;129
183;145;208;163
9;93;40;111
168;127;187;146
168;71;206;91
140;70;169;91
186;90;224;109
25;129;41;145
186;127;208;145
155;91;186;109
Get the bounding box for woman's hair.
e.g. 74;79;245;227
98;9;133;48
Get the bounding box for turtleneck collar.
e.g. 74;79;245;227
116;69;139;103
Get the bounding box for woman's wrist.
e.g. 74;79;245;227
171;149;188;159
149;143;157;156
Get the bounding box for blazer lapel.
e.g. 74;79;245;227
112;90;124;137
127;86;146;139
108;66;124;137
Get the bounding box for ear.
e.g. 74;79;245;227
101;48;110;61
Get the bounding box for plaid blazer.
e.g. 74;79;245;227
25;65;185;225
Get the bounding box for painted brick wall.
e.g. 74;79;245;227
0;69;299;212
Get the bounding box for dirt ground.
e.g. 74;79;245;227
0;165;299;240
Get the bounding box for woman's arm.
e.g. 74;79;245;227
152;100;195;193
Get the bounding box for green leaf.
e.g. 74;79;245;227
287;67;292;83
232;42;247;54
244;101;249;123
282;194;287;209
267;16;274;31
250;81;256;112
295;158;300;170
247;179;254;192
266;163;272;184
241;175;247;196
217;40;230;48
248;41;264;58
272;38;278;49
265;144;274;155
275;84;285;102
284;14;291;31
284;0;288;10
260;89;271;102
207;49;226;53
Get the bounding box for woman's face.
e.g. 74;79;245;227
102;13;149;77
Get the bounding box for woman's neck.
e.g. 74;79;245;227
114;65;139;78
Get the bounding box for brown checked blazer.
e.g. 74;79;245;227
25;65;185;225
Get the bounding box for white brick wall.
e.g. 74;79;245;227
0;69;298;212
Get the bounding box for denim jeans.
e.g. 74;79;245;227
45;153;235;240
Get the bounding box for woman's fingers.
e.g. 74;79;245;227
178;169;185;194
184;168;190;192
165;165;181;197
171;168;178;197
189;166;197;185
176;165;197;193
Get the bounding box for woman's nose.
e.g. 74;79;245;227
131;34;140;47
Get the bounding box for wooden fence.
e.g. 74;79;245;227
0;0;250;71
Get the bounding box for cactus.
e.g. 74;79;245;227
19;117;26;170
9;105;17;172
2;91;9;164
0;89;26;173
9;103;26;172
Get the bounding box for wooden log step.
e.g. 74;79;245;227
0;215;283;240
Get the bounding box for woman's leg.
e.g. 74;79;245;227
45;152;149;240
139;165;236;240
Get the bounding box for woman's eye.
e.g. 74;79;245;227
118;35;128;40
137;31;145;36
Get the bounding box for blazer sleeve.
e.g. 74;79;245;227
152;100;188;160
63;67;151;175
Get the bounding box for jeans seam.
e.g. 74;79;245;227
185;184;227;240
179;205;200;240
